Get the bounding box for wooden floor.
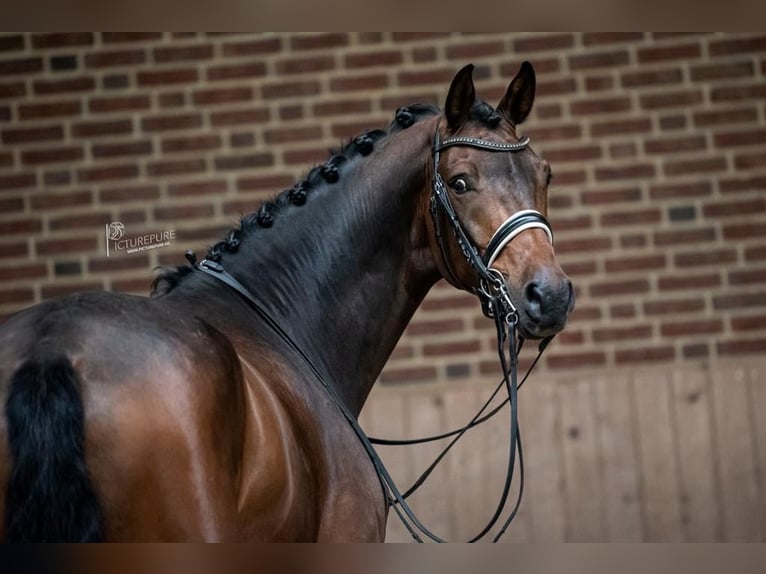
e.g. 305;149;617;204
360;358;766;542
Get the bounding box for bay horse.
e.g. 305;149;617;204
0;62;573;542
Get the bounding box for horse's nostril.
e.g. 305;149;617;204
566;279;575;312
524;282;544;322
525;282;543;304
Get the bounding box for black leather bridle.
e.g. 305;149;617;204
193;128;556;542
429;130;553;321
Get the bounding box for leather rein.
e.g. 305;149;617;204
194;128;555;542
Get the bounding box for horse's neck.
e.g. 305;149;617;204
230;119;440;415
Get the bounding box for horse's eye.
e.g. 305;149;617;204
450;177;469;194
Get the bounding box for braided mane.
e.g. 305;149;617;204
151;99;500;296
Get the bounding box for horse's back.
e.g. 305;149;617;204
0;291;386;541
0;291;247;540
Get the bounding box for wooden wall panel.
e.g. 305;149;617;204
362;359;766;543
557;378;605;541
593;374;644;541
711;365;763;541
670;367;721;541
745;364;766;542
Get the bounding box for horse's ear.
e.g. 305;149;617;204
445;64;476;130
497;61;536;125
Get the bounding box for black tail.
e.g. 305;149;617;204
4;357;104;542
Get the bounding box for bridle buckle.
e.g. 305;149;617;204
478;268;517;321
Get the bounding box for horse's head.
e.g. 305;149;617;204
429;63;574;340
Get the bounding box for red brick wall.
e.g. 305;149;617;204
1;32;764;383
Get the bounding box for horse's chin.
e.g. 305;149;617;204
517;312;567;341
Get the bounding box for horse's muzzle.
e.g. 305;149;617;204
517;270;575;339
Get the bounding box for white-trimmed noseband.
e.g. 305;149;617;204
483;209;554;269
